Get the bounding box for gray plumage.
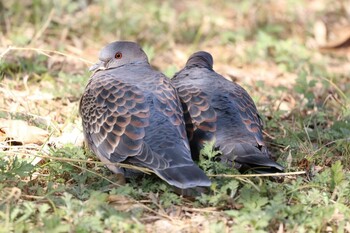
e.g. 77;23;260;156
172;51;284;173
79;42;211;188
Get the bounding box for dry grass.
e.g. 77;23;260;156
1;0;350;232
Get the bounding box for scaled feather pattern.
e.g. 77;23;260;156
80;42;211;188
172;51;284;173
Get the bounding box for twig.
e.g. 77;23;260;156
31;9;55;44
0;148;154;174
320;76;349;101
68;162;122;187
263;130;276;140
21;194;45;200
0;46;12;59
0;46;94;65
208;171;306;178
137;202;174;222
181;206;219;213
310;138;350;157
0;187;21;205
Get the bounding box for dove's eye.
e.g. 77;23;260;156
115;52;122;59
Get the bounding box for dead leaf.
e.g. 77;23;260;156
107;194;142;211
319;27;350;50
298;158;310;170
314;17;350;50
152;219;182;233
277;223;284;233
0;119;48;145
49;124;84;147
286;150;293;169
345;221;350;233
314;20;328;46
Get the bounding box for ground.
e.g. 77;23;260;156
1;0;350;232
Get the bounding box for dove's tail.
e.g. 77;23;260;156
155;164;211;189
219;143;284;174
234;155;284;174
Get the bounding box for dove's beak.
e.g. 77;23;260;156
89;61;106;72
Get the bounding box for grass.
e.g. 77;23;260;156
1;0;350;232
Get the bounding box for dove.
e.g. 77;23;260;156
172;51;284;173
79;41;211;188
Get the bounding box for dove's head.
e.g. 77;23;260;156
185;51;213;70
89;41;149;72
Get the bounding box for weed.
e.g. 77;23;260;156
1;0;350;232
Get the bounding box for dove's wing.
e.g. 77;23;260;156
80;73;169;170
172;79;217;160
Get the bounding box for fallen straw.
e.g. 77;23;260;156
208;171;306;178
